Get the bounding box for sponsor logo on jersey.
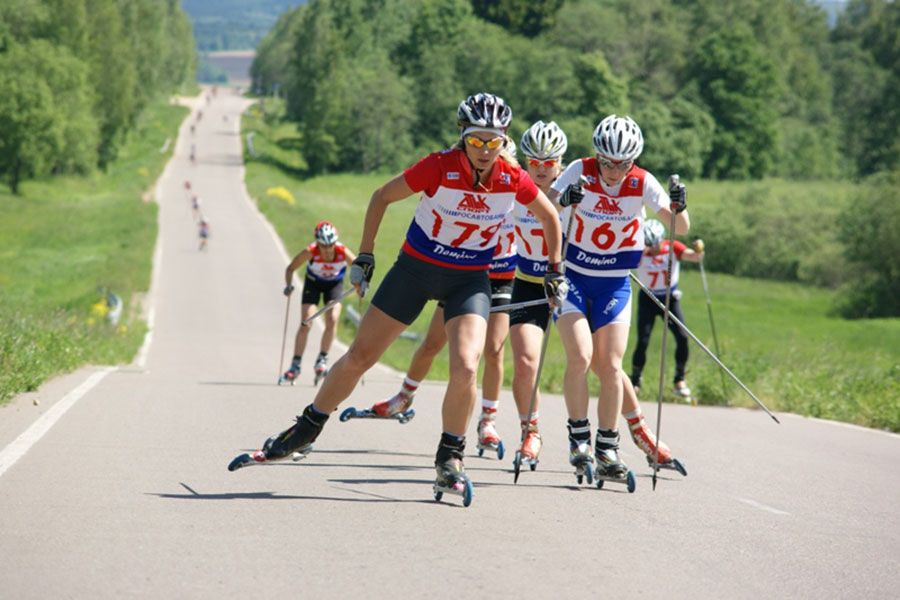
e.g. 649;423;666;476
628;177;639;189
500;173;511;184
432;243;479;261
447;172;460;180
602;298;619;315
592;195;622;215
457;193;490;213
583;175;597;184
575;250;617;266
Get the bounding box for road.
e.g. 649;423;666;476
0;89;897;599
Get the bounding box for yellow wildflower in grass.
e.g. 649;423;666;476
137;167;150;177
91;299;109;318
266;186;296;206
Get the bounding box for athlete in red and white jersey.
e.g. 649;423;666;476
548;114;691;483
551;159;669;278
280;221;356;383
630;219;705;403
634;238;686;294
401;147;532;270
305;240;348;282
254;93;564;501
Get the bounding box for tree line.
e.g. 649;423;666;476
0;0;195;193
252;0;896;182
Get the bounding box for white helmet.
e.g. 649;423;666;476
314;220;338;245
457;93;512;130
592;115;644;161
520;120;568;160
643;219;665;248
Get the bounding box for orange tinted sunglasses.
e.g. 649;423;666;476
527;158;559;168
465;135;505;149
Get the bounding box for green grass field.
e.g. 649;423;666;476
0;99;189;404
242;105;899;433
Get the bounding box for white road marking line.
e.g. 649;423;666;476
737;497;791;516
0;367;115;479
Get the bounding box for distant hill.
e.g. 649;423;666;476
182;0;307;51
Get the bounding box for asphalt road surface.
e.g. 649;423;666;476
1;90;897;599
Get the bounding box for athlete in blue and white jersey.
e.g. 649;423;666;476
548;115;691;481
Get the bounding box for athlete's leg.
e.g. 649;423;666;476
630;293;657;388
293;303;316;357
481;312;509;403
319;302;341;355
556;312;593;420
441;313;488;436
592;322;631;431
406;306;448;382
311;305;407;414
509;322;545;418
668;299;690;385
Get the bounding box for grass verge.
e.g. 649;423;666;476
0;99;188;405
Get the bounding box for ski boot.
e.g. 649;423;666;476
227;404;327;471
313;355;329;386
339;392;416;424
278;363;300;386
569;440;594;486
593;431;636;493
433;435;473;507
514;420;542;474
629;416;687;476
475;409;504;460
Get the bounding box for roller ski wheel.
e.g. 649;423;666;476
476;439;504;460
594;466;637;493
313;368;329;387
572;457;594;486
278;367;299;386
227;450;268;471
433;471;474;508
519;428;541;472
646;454;688;476
338;406;416;424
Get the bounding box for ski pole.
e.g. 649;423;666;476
514;202;576;484
489;297;549;313
629;272;779;424
696;246;727;397
651;174;681;491
277;294;292;380
301;287;355;326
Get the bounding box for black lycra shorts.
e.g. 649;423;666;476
509;277;551;330
302;274;344;306
371;252;491;325
489;278;513;308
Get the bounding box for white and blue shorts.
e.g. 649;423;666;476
558;271;632;333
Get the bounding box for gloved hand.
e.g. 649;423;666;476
350;253;375;297
559;183;584;208
692;239;704;253
669;182;687;214
283;284;294;296
543;263;569;307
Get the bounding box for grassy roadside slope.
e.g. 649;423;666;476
241;105;899;432
0;100;189;405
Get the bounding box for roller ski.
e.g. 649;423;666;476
432;435;473;507
339;392;415;424
313;354;329;386
475;409;505;460
569;441;595;486
673;381;695;405
278;363;300;386
628;414;687;476
593;431;636;493
513;420;542;475
227;404;327;471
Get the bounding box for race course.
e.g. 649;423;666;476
1;90;897;599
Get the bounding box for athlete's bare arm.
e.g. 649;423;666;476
285;248;312;285
343;247;357;265
359;174;415;254
655;206;690;236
